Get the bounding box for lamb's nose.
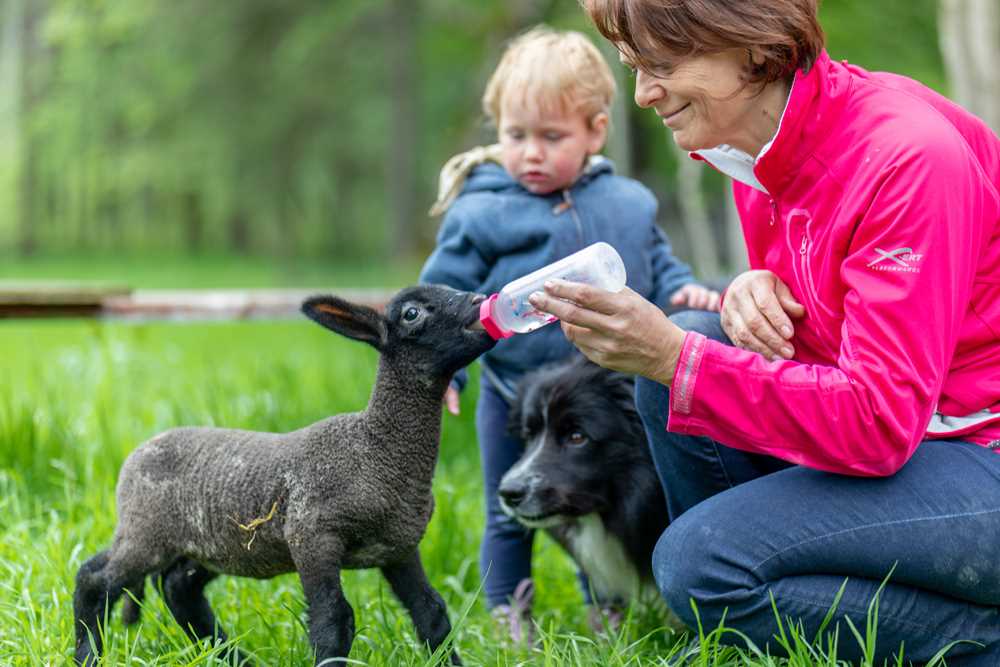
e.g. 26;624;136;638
499;483;526;508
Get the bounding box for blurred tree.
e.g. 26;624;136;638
0;0;952;281
939;0;999;132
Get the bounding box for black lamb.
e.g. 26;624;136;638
73;285;496;665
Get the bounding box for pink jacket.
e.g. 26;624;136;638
668;50;1000;476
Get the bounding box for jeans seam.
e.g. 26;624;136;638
709;439;736;488
776;590;965;638
748;507;1000;584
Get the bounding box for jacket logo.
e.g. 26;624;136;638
867;247;924;273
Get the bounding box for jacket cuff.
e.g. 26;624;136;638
670;332;708;416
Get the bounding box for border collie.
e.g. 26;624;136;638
498;355;668;608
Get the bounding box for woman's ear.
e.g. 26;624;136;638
588;112;609;155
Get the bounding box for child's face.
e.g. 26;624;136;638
498;98;607;195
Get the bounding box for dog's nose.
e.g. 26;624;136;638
499;483;526;508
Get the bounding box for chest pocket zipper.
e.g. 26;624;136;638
552;190;585;246
790;211;840;359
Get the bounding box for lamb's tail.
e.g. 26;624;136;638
121;577;147;626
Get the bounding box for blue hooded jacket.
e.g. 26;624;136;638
419;157;696;402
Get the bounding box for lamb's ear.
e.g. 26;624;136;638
302;295;388;351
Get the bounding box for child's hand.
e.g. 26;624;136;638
443;385;461;416
670;284;722;312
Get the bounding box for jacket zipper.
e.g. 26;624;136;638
797;227;840;358
559;189;585;247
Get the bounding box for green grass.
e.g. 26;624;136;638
0;318;965;665
0;252;425;289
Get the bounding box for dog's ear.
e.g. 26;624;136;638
606;371;639;420
302;295;388;351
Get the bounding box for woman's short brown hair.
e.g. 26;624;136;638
582;0;825;85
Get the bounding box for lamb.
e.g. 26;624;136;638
73;285;496;666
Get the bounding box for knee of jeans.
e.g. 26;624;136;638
652;526;699;627
652;515;733;628
669;309;729;344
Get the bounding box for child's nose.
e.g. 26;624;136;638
524;140;544;161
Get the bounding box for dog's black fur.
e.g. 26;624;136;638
499;355;668;604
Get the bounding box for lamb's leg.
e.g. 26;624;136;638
160;559;226;641
381;551;461;665
293;543;355;665
74;548;161;665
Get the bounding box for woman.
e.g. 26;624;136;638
528;0;1000;663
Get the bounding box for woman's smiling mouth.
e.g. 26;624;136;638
658;103;691;126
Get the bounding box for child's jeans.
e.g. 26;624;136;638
476;376;594;608
637;309;1000;665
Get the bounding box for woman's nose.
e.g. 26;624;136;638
633;70;663;109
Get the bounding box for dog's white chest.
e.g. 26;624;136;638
566;513;642;602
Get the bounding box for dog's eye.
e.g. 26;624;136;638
402;307;420;322
566;432;588;447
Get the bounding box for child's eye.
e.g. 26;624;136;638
544;132;563;142
505;129;524;140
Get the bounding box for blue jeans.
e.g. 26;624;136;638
637;310;1000;665
476;377;594;608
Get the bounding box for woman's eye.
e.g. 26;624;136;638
566;432;587;447
403;307;420;322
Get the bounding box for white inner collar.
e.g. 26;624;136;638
691;79;795;194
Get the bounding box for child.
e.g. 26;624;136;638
419;25;719;641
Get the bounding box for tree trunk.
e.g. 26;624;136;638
15;0;38;256
672;142;720;279
939;0;1000;132
601;40;634;176
724;179;748;275
227;209;250;254
183;191;204;253
386;0;419;260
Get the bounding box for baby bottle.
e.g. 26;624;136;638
479;241;627;340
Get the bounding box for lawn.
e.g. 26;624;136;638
0;253;425;289
0;317;961;665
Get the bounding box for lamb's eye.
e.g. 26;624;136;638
566;432;588;447
403;307;420;322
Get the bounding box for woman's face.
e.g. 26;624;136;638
623;48;772;154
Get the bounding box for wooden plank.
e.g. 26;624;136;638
0;284;395;320
102;288;395;321
0;282;132;318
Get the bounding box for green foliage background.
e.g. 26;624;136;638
0;0;944;274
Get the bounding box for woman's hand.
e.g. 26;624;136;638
720;270;805;360
528;282;685;384
670;283;722;312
